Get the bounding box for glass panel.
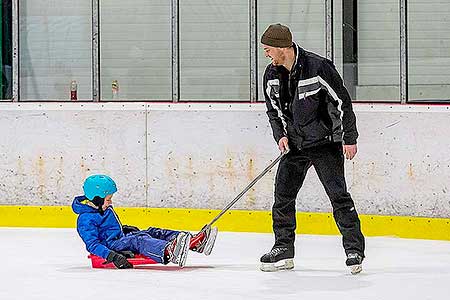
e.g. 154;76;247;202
179;0;249;101
19;0;92;101
100;0;171;101
337;0;400;102
258;0;326;101
1;0;12;100
334;0;344;75
408;0;450;102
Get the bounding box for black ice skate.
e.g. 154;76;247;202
260;247;294;272
346;252;363;275
191;226;218;256
166;232;191;267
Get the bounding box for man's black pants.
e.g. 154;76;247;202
272;142;365;257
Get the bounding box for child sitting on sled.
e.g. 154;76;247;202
72;174;217;269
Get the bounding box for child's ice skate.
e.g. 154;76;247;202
260;247;294;272
165;232;191;267
190;226;218;256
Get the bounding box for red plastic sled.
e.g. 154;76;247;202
88;254;158;269
88;231;207;268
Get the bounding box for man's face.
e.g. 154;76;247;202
263;45;285;66
102;194;113;210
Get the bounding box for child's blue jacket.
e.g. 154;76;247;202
72;196;123;258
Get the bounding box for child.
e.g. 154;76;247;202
72;174;217;269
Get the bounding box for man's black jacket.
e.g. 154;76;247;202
263;43;358;149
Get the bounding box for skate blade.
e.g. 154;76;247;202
260;259;294;272
203;227;218;256
349;264;362;275
178;235;191;268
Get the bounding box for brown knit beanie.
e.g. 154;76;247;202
261;23;293;48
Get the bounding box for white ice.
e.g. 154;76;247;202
1;228;450;300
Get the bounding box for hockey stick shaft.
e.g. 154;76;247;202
205;151;286;229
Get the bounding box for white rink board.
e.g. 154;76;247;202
0;106;147;207
0;103;449;217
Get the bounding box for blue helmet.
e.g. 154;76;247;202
83;174;117;200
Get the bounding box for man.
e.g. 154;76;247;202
260;23;365;274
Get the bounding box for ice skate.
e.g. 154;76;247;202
190;226;218;256
166;232;191;267
260;247;294;272
346;252;363;275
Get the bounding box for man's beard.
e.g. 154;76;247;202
271;54;284;66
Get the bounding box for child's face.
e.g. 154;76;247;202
102;194;113;210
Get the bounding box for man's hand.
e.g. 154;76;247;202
278;137;290;153
343;144;357;160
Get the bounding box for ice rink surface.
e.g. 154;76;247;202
1;228;450;300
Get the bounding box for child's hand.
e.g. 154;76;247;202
105;251;133;269
122;225;140;235
118;250;135;258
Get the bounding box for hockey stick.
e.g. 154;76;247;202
201;150;288;232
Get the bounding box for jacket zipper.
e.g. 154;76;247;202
109;207;124;236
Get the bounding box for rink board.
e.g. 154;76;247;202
0;103;449;217
1;205;450;241
0;102;449;240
